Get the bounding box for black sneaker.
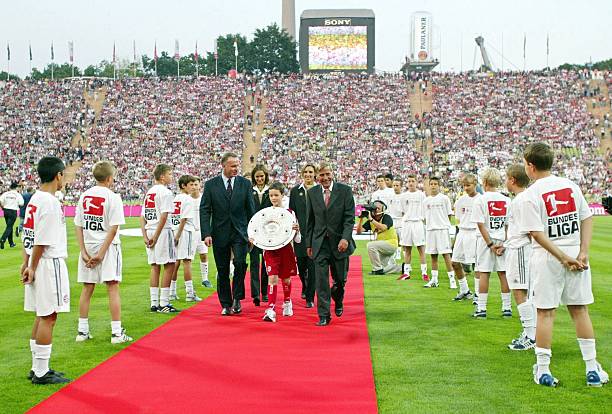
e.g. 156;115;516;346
150;305;160;312
157;304;180;313
452;290;473;301
28;369;65;380
472;310;487;319
502;309;513;318
32;370;71;384
0;240;4;249
9;243;16;248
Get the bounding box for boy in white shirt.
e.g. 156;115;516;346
21;156;71;384
140;164;179;313
370;174;393;207
504;164;535;351
192;178;211;288
388;179;405;265
422;177;456;288
399;175;428;281
169;175;201;302
471;168;511;318
520;142;607;388
74;161;133;344
451;174;480;301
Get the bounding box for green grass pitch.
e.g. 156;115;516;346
1;217;610;413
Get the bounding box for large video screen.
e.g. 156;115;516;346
308;26;368;70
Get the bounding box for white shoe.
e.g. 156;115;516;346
111;329;134;344
186;294;202;302
169;293;179;301
282;300;294;317
75;331;93;342
449;278;457;289
263;308;277;322
423;280;439;288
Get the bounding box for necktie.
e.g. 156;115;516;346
324;188;331;207
226;178;233;197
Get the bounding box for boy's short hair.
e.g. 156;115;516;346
481;168;502;188
221;152;239;165
407;174;417;180
461;173;477;186
506;164;530;188
524;142;554;171
429;176;440;184
178;175;197;189
37;157;65;184
92;161;117;182
268;181;285;194
384;173;394;180
251;164;269;184
393;178;403;185
376;174;385;180
153;164;172;181
10;182;18;189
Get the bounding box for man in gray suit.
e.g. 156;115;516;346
306;162;355;326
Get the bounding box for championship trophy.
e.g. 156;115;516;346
248;206;296;250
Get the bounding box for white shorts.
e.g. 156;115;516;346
451;229;477;264
506;245;532;291
146;228;176;265
392;218;403;234
196;239;208;255
78;243;123;283
475;238;506;273
176;230;196;261
531;246;593;309
425;229;452;254
25;258;70;316
400;221;426;247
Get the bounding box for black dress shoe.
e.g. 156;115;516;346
301;292;306;299
262;295;268;302
369;269;384;275
335;302;344;317
305;301;314;308
315;316;331;326
232;299;242;314
253;298;260;306
221;307;232;316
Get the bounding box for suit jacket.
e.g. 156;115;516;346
200;175;255;246
252;187;272;212
306;182;356;259
289;184;309;257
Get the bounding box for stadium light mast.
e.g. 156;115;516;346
475;36;493;72
282;0;296;40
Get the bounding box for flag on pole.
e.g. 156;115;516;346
29;43;32;61
523;34;526;59
6;43;10;61
233;39;238;57
133;40;136;63
69;41;74;63
174;40;180;60
194;41;199;63
112;42;116;63
51;42;54;61
546;34;549;55
154;41;158;62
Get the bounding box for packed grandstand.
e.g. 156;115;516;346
0;70;610;203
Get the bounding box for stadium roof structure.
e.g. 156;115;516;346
300;9;375;19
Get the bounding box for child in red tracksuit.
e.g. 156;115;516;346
258;182;300;323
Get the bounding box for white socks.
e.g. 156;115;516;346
185;280;194;296
29;339;36;371
501;292;512;311
578;338;598;372
200;262;209;280
448;271;456;282
431;270;439;283
33;343;52;377
420;263;427;275
160;287;170;307
111;321;122;336
170;280;177;297
517;301;536;340
150;287;159;307
535;347;552;376
458;277;469;294
474;278;480;296
477;293;488;312
404;263;412;275
78;318;89;334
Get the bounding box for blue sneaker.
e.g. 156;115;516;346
533;365;559;387
586;363;609;387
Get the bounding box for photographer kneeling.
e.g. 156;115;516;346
357;200;399;275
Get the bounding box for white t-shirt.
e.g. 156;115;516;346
21;191;67;259
387;192;405;220
471;191;510;240
519;175;591;248
423;193;452;230
54;191;64;202
505;191;531;248
141;184;174;231
171;193;195;232
74;186;125;245
370;188;394;207
454;193;480;230
193;194;202;231
0;190;24;211
402;190;426;222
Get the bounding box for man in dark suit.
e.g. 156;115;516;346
289;164;317;308
306;162;355;326
249;164;272;306
201;152;255;315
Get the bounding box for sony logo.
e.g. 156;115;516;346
324;19;352;25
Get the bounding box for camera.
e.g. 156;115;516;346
360;203;377;218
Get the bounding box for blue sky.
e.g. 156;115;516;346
2;0;610;76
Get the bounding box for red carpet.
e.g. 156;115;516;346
29;256;378;414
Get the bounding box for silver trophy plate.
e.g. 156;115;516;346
248;206;296;250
